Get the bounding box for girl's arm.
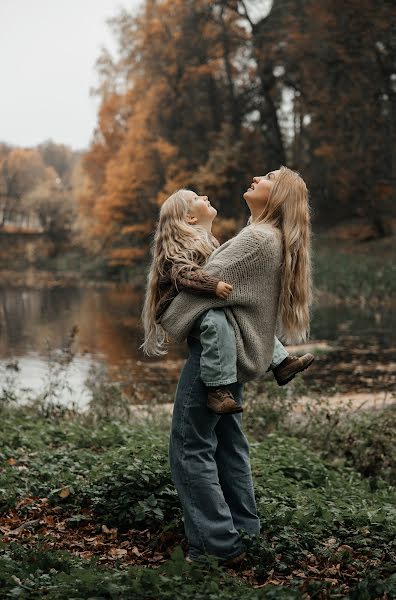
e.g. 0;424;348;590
171;264;222;296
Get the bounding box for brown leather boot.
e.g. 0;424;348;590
185;550;246;567
273;353;315;386
207;387;243;414
221;550;247;568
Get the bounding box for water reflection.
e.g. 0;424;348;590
0;353;94;410
0;284;394;408
0;285;187;407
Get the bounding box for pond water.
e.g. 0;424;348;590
0;284;394;409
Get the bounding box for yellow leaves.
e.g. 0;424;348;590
183;63;217;79
76;0;249;265
108;247;146;266
58;486;72;499
121;223;152;236
153;138;177;163
109;547;128;559
313;143;335;159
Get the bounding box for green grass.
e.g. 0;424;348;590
312;235;396;303
1;406;395;598
0;542;305;600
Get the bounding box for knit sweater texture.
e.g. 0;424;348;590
160;223;283;383
155;263;221;323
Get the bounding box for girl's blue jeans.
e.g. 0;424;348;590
169;335;261;561
194;308;289;387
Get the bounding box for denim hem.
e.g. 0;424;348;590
204;378;238;387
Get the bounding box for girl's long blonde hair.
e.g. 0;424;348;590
250;165;312;344
141;189;218;356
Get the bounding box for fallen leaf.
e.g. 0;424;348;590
8;519;41;535
109;548;128;558
337;544;354;555
59;487;71;499
78;551;94;559
323;537;337;547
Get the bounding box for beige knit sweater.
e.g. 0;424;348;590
160;223;283;383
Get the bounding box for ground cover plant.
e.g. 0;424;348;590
312;235;395;306
1;402;395;599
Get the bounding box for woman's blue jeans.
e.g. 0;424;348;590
168;335;261;561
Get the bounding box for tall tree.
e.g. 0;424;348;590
251;0;395;232
79;0;249;265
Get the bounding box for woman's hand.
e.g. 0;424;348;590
216;281;233;298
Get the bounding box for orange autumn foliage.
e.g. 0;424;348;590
77;0;395;269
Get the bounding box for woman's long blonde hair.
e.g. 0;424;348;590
251;165;313;344
141;189;218;356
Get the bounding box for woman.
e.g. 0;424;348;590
160;166;312;565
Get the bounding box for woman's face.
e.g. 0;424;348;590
243;170;280;213
185;191;217;225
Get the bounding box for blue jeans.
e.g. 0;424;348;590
195;309;289;387
168;335;261;561
195;309;238;386
272;336;289;368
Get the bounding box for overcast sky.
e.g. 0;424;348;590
0;0;142;151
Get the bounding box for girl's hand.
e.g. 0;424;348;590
216;281;233;298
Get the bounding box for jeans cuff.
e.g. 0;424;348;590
203;378;238;387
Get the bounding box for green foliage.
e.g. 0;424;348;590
81;440;182;530
243;380;299;438
301;404;396;487
0;541;305;599
0;409;168;515
244;378;396;487
1;407;396;597
313;237;396;303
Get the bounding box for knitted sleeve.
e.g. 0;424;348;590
171;265;221;296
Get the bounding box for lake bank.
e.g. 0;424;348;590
0;233;395;303
0;232;394;412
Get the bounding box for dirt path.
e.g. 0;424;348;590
125;389;395;424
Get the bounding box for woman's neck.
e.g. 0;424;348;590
249;207;267;223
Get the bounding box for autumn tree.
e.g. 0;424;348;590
80;0;252;266
244;0;396;233
80;0;395;272
0;143;80;242
0;148;49;226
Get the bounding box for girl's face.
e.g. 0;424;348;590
185;191;217;225
243;170;280;211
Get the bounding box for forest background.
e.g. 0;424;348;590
0;0;395;275
1;3;396;596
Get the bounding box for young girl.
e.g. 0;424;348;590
141;188;313;415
